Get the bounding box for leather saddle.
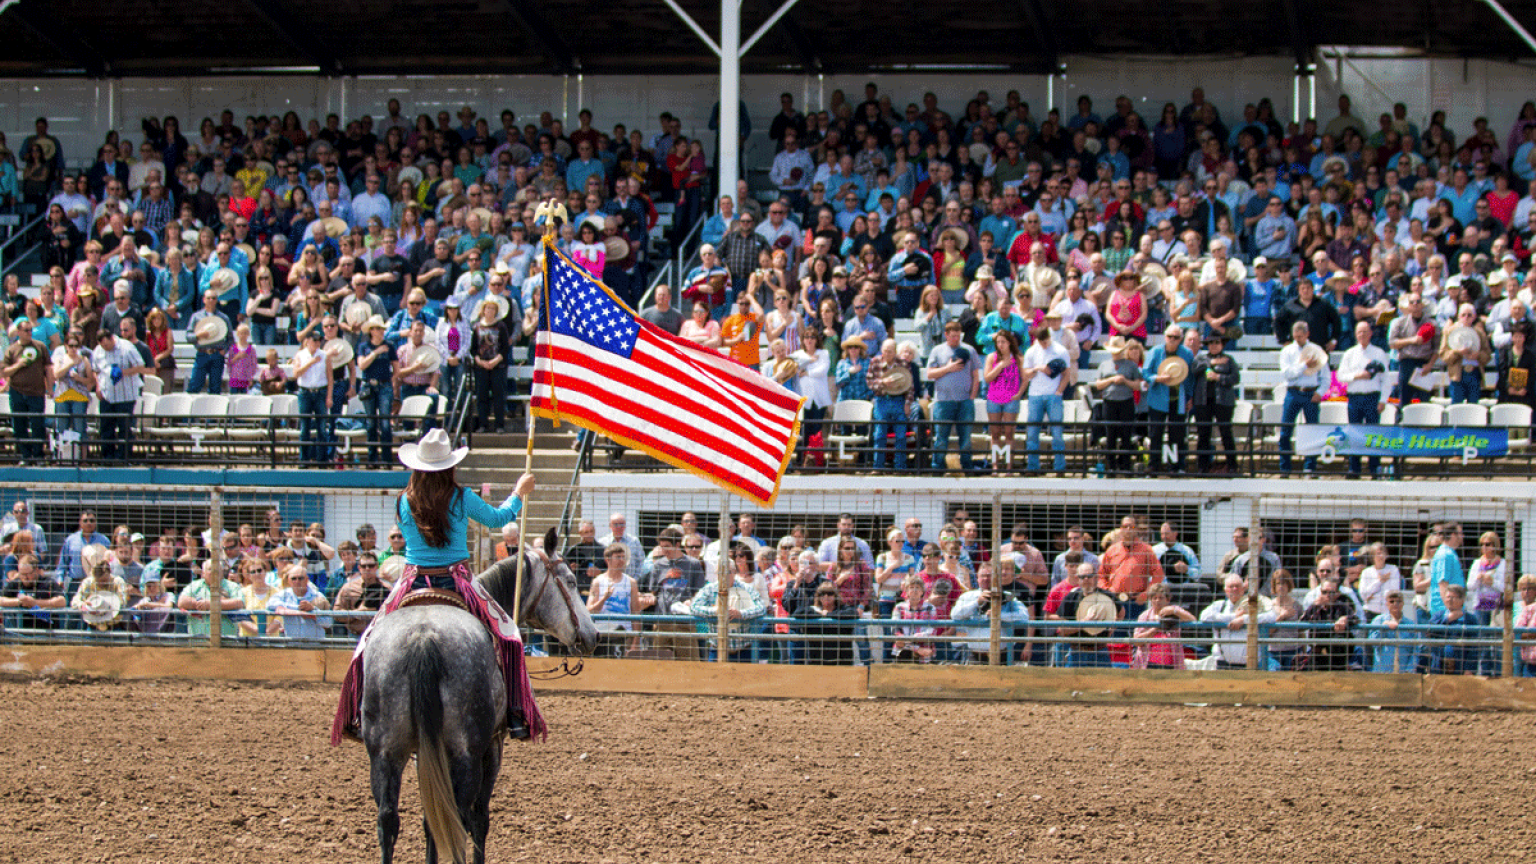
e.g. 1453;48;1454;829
397;587;471;614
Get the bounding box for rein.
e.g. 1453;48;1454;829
509;555;586;679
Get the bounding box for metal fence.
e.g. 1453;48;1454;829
3;477;1531;679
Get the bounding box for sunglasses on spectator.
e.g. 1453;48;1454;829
685;544;703;551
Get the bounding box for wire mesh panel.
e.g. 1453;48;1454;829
0;482;399;645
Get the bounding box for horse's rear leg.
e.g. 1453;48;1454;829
369;754;405;864
470;741;502;864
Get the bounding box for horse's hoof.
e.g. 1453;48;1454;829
508;714;530;741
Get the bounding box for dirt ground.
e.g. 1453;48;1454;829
0;678;1530;864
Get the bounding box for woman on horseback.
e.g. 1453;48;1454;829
333;427;540;744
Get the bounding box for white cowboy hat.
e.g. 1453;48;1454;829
343;302;373;327
408;344;442;374
398;428;468;472
208;267;241;294
476;294;510;323
395;166;423;188
362;314;389;333
323;337;355;367
81;592;122;627
193;315;229;346
377;554;406;585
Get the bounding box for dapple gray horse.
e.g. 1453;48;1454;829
362;547;598;864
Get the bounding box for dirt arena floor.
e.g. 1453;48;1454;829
0;677;1530;864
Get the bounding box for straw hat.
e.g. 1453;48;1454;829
398;428;468;472
408;344;442;373
939;227;970;252
1157;356;1190;386
1106;335;1132;358
319;216;349;237
476;294;510;323
1075;591;1117;636
362;315;389;333
840;337;868;352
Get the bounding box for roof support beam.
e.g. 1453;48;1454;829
660;0;722;57
776;15;824;74
740;0;802;56
240;0;339;75
1015;0;1059;74
501;0;579;74
9;3;107;76
1479;0;1536;55
1281;0;1315;72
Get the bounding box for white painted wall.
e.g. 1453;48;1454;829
2;53;1531;172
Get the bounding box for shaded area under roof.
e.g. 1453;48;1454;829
3;0;1536;77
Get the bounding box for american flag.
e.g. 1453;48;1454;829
531;242;804;507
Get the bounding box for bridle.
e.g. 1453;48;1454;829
516;555;585;680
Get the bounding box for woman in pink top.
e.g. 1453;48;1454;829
1132;582;1196;669
1107;271;1148;342
569;221;606;277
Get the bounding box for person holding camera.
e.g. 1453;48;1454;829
277;519;335;587
950;564;1031;665
1130;582;1196;669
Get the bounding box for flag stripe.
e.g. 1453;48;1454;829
534;345;786;473
630;334;798;443
530;387;772;500
532;341;784;477
542;333;793;454
641;323;804;413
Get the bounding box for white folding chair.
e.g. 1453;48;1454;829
825;399;872;463
1399;402;1445;427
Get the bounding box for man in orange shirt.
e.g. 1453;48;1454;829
720;290;763;367
1097;515;1164;618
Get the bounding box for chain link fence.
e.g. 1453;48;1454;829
2;477;1530;680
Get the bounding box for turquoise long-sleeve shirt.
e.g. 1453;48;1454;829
396;488;522;567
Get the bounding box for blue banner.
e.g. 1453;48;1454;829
1297;425;1508;460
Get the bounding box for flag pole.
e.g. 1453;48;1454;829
512;204;566;627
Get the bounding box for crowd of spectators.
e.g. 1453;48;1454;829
5;85;1536;472
0;500;1529;674
0;101;691;464
642;86;1536;476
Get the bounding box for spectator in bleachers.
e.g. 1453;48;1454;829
265;561;331;640
186;288;232;394
1300;576;1357;671
0;553;65;629
1277;320;1327;477
177;557;243;637
3;320;49;463
1190;331;1240;475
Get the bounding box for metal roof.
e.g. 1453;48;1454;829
2;0;1535;77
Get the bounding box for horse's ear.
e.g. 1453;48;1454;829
544;527;561;558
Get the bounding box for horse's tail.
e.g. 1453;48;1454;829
408;641;470;864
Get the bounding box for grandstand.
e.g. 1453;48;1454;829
0;0;1534;686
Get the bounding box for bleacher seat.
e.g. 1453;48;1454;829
1445;403;1488;427
1490;403;1532;448
825;399;872;462
1399;403;1444;427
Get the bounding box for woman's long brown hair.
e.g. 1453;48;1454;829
404;467;460;548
